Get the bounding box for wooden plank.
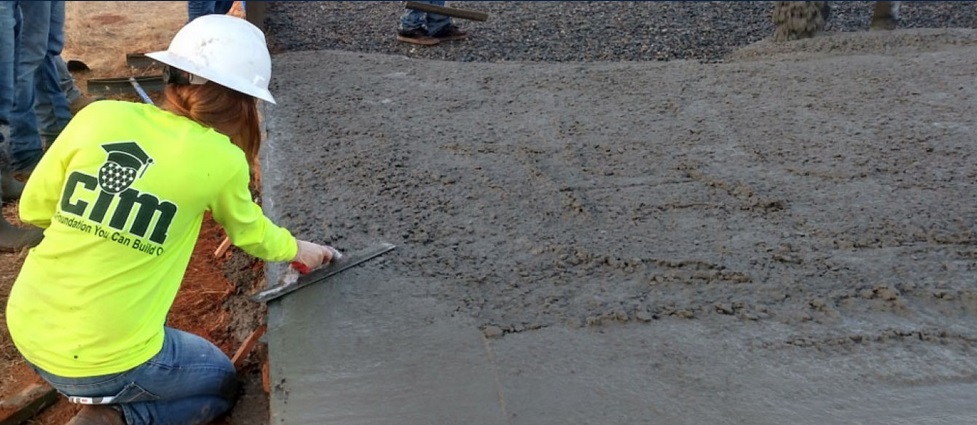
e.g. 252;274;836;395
404;1;488;21
0;383;58;425
231;325;267;370
214;236;232;258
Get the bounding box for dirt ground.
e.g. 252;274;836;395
0;3;269;424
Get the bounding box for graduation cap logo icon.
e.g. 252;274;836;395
98;142;154;194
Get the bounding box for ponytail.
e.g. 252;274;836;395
160;82;262;170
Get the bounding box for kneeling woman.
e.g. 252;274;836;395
6;15;336;425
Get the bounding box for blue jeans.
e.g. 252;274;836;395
34;53;73;145
31;327;239;425
10;1;69;168
187;1;234;22
399;0;451;35
0;1;17;180
0;1;18;129
54;53;82;102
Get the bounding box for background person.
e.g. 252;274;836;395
0;0;43;251
9;1;72;176
397;0;468;46
0;120;43;251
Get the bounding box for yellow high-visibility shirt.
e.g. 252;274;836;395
6;100;297;377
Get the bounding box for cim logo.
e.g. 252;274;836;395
59;141;176;246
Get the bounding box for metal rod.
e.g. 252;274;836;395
129;77;154;105
87;75;163;97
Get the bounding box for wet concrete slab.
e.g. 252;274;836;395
266;268;507;425
262;36;977;424
267;273;977;425
491;323;977;425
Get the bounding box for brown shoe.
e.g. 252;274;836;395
396;28;439;46
432;24;467;42
65;405;126;425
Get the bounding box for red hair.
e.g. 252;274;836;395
160;82;262;169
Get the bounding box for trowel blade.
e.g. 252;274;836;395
251;242;395;303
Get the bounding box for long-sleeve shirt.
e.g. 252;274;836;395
6;100;297;377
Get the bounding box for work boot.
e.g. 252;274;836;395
0;176;43;251
432;24;467;42
396;27;439;46
0;123;17;198
64;405;126;425
0;215;43;252
1;172;24;201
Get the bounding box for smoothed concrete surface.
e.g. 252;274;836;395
262;30;977;424
266;268;506;425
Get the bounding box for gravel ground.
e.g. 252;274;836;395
265;1;977;62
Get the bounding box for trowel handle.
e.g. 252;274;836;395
290;261;311;275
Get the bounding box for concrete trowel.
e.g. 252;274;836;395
251;242;395;303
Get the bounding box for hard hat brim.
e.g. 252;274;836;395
146;50;277;104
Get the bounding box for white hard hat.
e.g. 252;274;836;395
146;15;276;104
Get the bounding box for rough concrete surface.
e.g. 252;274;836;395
261;29;977;424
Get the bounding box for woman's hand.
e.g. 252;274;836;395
291;240;339;273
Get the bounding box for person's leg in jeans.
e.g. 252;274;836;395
34;54;72;148
187;1;215;22
187;1;233;22
0;1;17;131
397;0;442;45
0;1;22;198
213;1;234;15
420;0;450;35
53;54;99;117
0;1;44;249
33;327;239;425
54;54;82;103
32;1;70;149
9;0;52;172
399;1;430;32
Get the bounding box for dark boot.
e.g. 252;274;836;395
64;405;126;425
1;172;24;201
0;184;43;252
0;215;43;252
